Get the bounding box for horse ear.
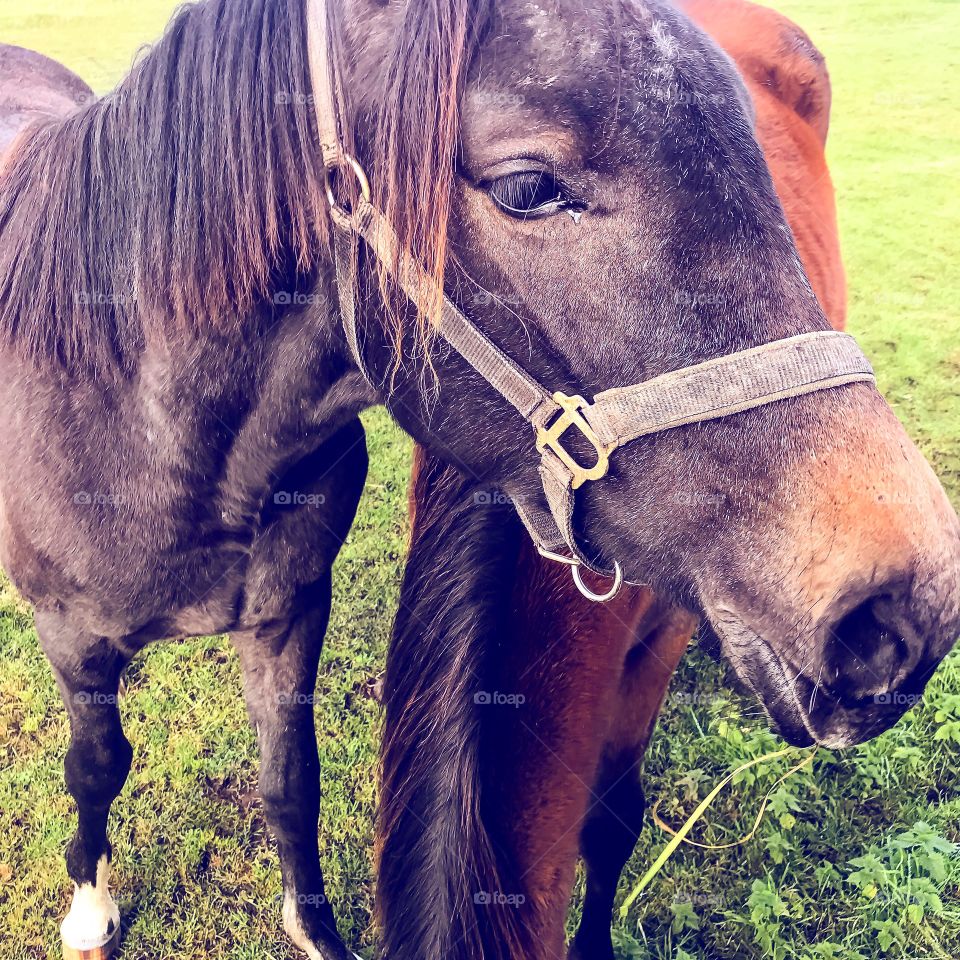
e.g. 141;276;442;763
743;13;835;147
765;22;833;146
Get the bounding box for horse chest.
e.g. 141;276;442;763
0;322;366;643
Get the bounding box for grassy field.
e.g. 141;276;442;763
0;1;958;959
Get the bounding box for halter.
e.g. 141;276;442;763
305;0;876;603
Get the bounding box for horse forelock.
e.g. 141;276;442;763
364;0;495;367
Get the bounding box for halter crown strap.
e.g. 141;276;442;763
305;0;876;582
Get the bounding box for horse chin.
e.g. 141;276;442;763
699;615;814;746
705;613;914;749
789;667;918;749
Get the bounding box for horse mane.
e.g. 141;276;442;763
378;447;536;960
0;0;489;376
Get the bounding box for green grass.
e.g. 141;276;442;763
0;1;958;958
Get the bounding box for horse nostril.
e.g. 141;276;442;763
824;596;913;705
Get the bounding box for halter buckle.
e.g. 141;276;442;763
536;392;613;490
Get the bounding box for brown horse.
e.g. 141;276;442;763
387;3;950;959
0;2;958;960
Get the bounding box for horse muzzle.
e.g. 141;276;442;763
707;569;960;749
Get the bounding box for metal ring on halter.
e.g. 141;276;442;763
324;152;372;217
572;561;623;603
537;547;624;603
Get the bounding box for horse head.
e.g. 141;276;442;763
331;0;959;749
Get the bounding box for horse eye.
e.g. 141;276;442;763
488;171;569;219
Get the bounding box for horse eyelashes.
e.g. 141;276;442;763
489;171;565;217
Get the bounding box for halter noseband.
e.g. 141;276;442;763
306;0;876;603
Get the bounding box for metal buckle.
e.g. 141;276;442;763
537;547;624;603
536;392;613;490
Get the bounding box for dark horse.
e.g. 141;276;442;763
385;2;960;960
0;4;958;960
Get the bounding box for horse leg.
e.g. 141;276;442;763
477;561;664;960
227;419;366;960
232;578;353;960
37;615;133;960
571;752;646;960
569;608;695;960
390;451;691;960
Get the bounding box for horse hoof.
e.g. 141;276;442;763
62;927;120;960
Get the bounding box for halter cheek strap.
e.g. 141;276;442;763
306;0;876;597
